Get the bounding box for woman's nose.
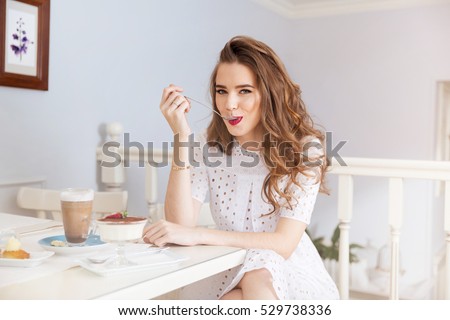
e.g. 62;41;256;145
225;97;238;110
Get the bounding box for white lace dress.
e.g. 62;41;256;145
178;133;339;300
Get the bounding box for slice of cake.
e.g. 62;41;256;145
1;236;30;259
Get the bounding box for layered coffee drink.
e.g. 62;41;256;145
60;189;94;246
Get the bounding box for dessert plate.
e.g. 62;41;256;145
38;235;110;255
77;249;189;276
0;251;54;267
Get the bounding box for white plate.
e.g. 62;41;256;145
77;249;189;276
38;235;110;255
0;251;54;267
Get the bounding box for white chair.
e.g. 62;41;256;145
17;187;128;221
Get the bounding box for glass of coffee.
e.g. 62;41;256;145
60;188;94;246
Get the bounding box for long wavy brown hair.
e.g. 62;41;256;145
207;35;328;214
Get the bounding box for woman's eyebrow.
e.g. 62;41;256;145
215;84;255;89
236;84;255;89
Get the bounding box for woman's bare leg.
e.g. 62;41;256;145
239;268;278;300
220;288;243;300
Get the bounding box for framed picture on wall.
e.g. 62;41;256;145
0;0;50;90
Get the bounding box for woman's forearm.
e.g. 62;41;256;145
143;217;306;259
165;134;197;226
196;219;305;259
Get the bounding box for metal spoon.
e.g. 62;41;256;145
87;256;111;264
185;96;237;121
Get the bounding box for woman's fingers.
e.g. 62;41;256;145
178;99;191;113
160;86;183;112
161;91;179;111
143;220;172;245
161;90;190;114
167;93;182;110
168;95;189;112
143;220;197;247
153;235;168;247
145;227;167;244
161;84;183;102
159;84;193;136
143;220;164;237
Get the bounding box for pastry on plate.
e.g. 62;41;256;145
1;236;30;259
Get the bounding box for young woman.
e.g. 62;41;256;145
143;36;339;300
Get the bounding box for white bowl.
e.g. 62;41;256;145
96;217;147;242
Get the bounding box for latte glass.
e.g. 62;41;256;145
60;188;94;246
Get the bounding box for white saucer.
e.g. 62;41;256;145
77;249;188;276
0;251;54;267
38;235;110;255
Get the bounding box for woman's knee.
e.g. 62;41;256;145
240;268;273;287
220;288;243;300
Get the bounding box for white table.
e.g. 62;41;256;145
0;213;246;299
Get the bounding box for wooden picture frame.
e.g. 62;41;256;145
0;0;50;90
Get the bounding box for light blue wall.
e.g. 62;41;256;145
0;0;289;214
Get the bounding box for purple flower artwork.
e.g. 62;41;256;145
10;17;34;62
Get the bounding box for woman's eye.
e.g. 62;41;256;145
216;89;226;95
240;89;251;94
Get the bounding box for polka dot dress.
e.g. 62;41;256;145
179;132;339;300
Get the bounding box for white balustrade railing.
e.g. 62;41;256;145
330;157;450;300
96;124;450;300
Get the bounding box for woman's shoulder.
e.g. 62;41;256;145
300;135;324;159
299;135;322;146
297;135;325;185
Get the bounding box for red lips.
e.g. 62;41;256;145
228;117;243;126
